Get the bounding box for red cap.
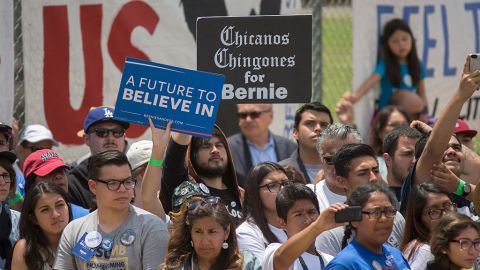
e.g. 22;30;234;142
23;149;69;179
454;119;477;138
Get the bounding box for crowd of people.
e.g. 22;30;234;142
1;17;480;270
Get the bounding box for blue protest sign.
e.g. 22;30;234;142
113;58;225;138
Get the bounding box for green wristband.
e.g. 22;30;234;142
148;158;163;167
8;190;23;205
455;179;465;196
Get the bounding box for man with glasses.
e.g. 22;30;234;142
279;102;333;183
315;143;405;256
228;104;296;186
22;149;88;219
308;124;362;212
54;150;168;269
68;106;130;209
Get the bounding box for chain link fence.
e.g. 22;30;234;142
13;0;25;133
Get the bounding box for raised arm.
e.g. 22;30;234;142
159;129;192;213
273;204;348;270
141;119;171;220
414;56;480;185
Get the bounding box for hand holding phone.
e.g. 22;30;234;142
334;206;362;223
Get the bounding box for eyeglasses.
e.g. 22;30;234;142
422;202;456;220
450;239;480;252
187;196;222;211
322;155;334;165
94;176;136;191
362;208;397;219
89;128;125;138
237;110;271;119
259;180;292;193
0;173;11;183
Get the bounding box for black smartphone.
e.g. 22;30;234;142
335;206;362;223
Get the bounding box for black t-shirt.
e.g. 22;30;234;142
208;187;242;220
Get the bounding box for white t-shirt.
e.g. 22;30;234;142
403;240;433;270
316;211;405;256
236;219;288;262
262;243;333;270
307;180;346;213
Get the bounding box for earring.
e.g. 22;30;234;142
191;240;194;247
222;241;229;249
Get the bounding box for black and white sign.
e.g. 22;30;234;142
197;15;312;103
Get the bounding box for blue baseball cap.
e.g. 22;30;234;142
83;106;130;133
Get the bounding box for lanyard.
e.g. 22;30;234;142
298;251;325;270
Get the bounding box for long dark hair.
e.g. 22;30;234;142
368;105;409;155
430;212;480;270
18;182;72;270
380;18;422;88
242;162;287;244
401;182;451;260
162;199;242;269
341;184;397;249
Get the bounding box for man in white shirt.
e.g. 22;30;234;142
308;124;362;212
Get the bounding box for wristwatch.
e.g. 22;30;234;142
462;182;472;197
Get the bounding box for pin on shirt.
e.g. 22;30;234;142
101;237;114;251
85;231;102;249
120;229;136;246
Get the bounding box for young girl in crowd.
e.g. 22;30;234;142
12;182;71;270
236;162;292;261
161;197;260;270
345;18;426;109
325;184;410;269
428;212;480;270
401;182;456;270
0;151;20;269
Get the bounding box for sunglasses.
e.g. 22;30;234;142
237;110;271;119
187;196;222;212
322;155;334;165
89;127;125;138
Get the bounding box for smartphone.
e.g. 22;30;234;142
335;206;362;223
470;54;480;72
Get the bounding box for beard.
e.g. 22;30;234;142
193;160;228;179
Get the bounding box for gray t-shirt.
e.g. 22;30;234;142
54;205;168;270
315;211;405;256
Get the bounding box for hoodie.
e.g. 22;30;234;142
160;125;243;221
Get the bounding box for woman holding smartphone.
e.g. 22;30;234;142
324;184;410;269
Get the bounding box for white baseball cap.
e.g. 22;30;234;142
19;124;59;146
126;140;153;170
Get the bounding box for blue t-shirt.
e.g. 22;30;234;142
324;239;410;270
374;58;427;109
